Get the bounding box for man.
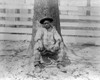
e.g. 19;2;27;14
33;17;70;72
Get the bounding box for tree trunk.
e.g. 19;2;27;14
27;0;71;72
27;0;62;56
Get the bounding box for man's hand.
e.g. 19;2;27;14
53;40;61;51
37;40;43;51
38;46;43;51
50;43;60;52
54;43;60;51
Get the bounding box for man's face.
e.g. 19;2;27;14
43;20;52;29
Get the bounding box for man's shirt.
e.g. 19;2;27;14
35;26;62;50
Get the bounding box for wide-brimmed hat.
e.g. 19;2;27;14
40;17;53;24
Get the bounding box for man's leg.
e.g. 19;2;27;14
57;49;65;66
57;43;71;68
33;50;45;73
33;50;41;66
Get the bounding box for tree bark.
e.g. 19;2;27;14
27;0;62;56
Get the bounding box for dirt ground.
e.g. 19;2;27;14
0;41;100;80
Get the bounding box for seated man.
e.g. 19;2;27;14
33;17;70;72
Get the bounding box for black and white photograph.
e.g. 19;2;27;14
0;0;100;80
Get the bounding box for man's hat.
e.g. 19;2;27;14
40;17;53;24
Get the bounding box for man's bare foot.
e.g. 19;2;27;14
57;64;67;73
33;63;45;73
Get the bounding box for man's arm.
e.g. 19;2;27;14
34;28;43;42
53;28;62;44
53;27;62;50
34;28;43;50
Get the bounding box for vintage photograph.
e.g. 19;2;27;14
0;0;100;80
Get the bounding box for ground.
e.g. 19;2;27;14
0;41;100;80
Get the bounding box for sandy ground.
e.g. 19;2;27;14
0;41;100;80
